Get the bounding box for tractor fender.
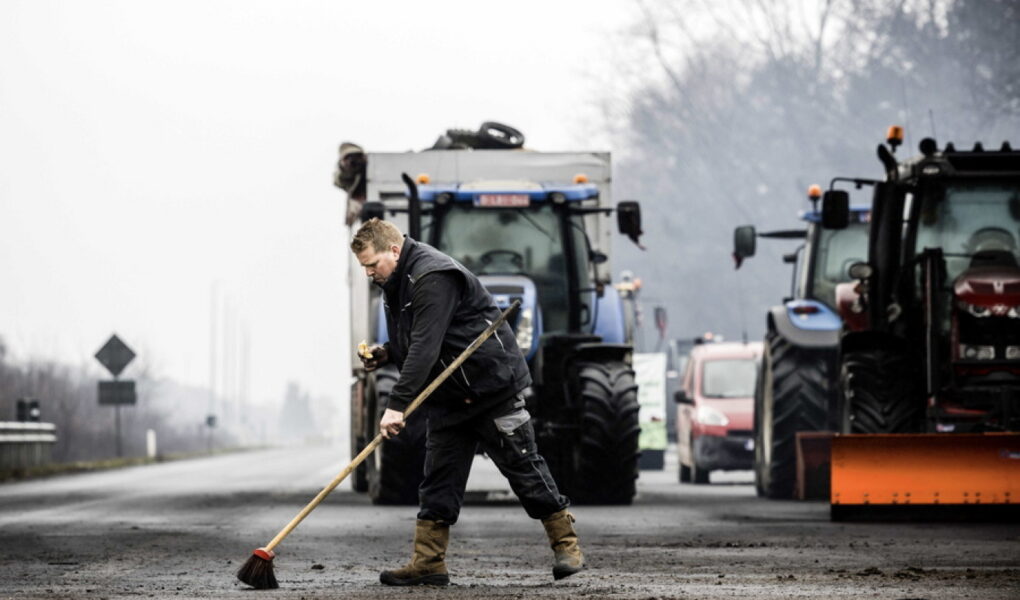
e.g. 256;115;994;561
593;288;627;344
767;300;840;348
375;300;390;346
838;329;909;356
573;342;633;366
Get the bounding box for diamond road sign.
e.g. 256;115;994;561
95;334;136;377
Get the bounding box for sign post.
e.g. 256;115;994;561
95;334;137;457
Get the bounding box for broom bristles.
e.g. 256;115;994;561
236;548;278;589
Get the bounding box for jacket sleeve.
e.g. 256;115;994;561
385;271;463;412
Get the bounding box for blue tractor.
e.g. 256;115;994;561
344;147;645;506
733;187;870;498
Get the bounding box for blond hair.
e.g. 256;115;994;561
351;218;404;253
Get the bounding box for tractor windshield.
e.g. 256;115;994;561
434;203;587;332
809;220;870;309
912;182;1020;282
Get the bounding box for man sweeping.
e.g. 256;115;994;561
351;218;584;586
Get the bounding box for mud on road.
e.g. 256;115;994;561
1;447;1018;599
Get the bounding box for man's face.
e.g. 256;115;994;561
356;244;401;284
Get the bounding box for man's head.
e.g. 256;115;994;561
351;218;404;284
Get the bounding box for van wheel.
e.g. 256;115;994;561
679;463;691;483
690;436;710;484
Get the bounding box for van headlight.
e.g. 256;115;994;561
515;308;534;351
696;405;729;426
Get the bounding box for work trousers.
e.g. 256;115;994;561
417;395;569;524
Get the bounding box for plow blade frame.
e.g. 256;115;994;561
830;433;1020;521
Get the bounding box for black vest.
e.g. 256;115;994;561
382;237;531;424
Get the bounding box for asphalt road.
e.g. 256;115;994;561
1;444;1018;599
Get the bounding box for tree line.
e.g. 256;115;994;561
603;0;1020;345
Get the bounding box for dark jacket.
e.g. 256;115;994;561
381;237;531;427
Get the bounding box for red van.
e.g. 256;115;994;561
674;341;763;483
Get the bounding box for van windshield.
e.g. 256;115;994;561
701;358;758;398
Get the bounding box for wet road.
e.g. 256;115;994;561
1;444;1018;599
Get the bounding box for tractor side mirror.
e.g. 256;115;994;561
821;190;850;229
617;201;644;248
360;201;385;222
847;261;873;279
674;390;693;405
734;226;757;260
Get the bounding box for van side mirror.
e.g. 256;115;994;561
674;390;693;405
821;190;850;229
617;201;644;248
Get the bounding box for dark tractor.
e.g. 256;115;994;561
823;130;1020;436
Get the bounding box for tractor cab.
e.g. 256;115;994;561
415;180;633;359
823;130;1020;433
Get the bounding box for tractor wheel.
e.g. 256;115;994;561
754;332;832;499
840;347;923;434
350;379;369;493
571;360;640;505
366;366;426;505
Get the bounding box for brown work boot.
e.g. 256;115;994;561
379;519;450;586
542;509;584;580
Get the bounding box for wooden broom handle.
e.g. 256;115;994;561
264;299;520;552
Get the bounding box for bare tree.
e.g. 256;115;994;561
601;0;1020;346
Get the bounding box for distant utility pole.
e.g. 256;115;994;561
208;281;220;451
241;324;251;423
223;296;235;426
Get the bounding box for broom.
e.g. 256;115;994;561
237;300;520;589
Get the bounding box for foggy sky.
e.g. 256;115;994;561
0;1;634;411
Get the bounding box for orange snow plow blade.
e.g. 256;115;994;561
830;433;1020;521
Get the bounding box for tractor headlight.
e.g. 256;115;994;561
959;301;1020;318
1006;346;1020;360
696;405;729;426
962;302;992;318
959;344;995;360
515;308;534;351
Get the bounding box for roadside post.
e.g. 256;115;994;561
205;414;217;452
95;334;137;457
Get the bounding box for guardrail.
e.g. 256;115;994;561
0;421;58;469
